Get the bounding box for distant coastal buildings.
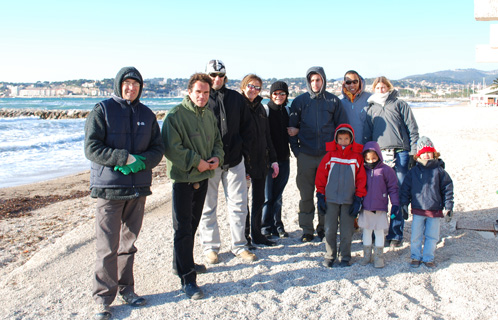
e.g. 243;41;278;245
0;71;493;100
6;82;111;98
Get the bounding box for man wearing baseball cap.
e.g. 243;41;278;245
198;59;257;264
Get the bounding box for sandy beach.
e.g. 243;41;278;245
1;104;498;320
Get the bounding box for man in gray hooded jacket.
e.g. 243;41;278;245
85;66;164;320
289;66;348;242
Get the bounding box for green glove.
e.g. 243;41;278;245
127;154;146;173
114;165;132;175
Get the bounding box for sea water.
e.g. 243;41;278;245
0;97;181;188
0;98;461;189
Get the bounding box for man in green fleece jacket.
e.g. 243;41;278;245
162;73;224;300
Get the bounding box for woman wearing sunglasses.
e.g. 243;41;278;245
241;74;279;247
261;81;292;240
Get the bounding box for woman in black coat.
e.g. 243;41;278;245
240;74;279;246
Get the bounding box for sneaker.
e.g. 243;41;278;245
339;260;351;267
301;234;314;242
390;240;402;247
182;282;204;300
94;304;111;320
278;231;289;238
172;263;207;276
410;259;421;268
424;261;436;268
119;291;146;307
237;250;258;262
317;231;325;241
322;258;334;268
205;251;219;264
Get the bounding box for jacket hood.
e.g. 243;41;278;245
362;141;383;162
341;73;366;99
326;123;363;153
113;66;143;102
333;123;355;143
306;66;326;99
181;95;207;116
417;158;445;169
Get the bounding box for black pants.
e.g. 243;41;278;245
245;176;267;243
172;180;208;285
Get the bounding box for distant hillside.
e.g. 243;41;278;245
401;68;498;85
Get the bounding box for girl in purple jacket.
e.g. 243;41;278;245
359;141;399;268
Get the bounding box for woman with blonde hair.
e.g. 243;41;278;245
240;74;279;247
363;76;419;248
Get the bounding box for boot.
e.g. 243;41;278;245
359;245;373;266
373;246;385;268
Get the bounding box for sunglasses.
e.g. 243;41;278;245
209;73;225;78
247;84;261;91
272;92;287;96
345;80;359;85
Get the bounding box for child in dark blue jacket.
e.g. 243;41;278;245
400;136;454;269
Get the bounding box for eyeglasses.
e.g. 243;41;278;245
209;73;225;78
247;84;261;91
345;80;359;85
122;81;140;88
272;92;287;96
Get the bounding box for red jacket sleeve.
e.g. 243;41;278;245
315;153;330;195
355;156;367;198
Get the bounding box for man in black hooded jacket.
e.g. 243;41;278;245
84;66;164;320
289;66;348;243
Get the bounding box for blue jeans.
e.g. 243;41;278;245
262;159;290;235
410;214;440;262
387;150;409;241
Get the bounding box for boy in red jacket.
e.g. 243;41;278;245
315;124;367;267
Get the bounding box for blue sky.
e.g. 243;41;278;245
1;0;496;82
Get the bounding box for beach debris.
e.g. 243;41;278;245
0;191;90;219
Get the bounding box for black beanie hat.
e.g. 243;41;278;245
270;81;289;96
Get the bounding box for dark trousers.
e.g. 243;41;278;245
324;202;354;262
93;197;146;305
262;159;290;234
245;176;267;243
172;180;208;285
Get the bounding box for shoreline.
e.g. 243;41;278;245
0;101;470;120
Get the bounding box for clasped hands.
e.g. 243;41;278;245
197;157;220;172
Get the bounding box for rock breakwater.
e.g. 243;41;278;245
0;109;168;120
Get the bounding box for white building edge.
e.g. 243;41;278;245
470;86;498;106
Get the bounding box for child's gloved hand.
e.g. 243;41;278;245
444;209;452;223
316;192;327;216
390;205;399;219
408;156;416;169
349;196;363;218
401;205;409;220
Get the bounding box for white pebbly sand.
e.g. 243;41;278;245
1;104;498;320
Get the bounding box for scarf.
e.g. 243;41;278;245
368;92;390;106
